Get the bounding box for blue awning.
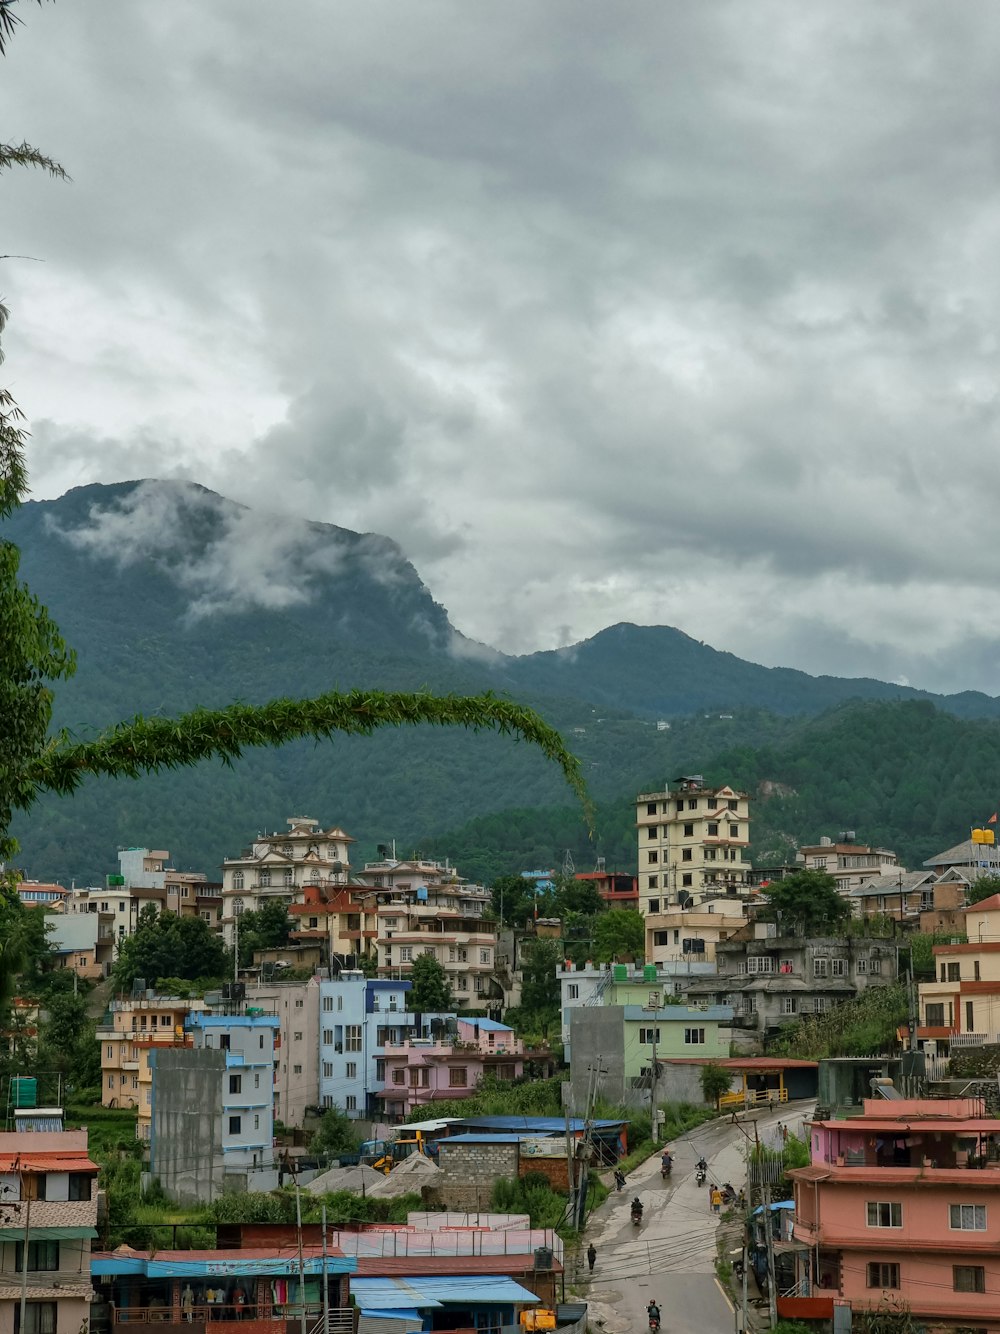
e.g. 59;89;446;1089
351;1276;539;1311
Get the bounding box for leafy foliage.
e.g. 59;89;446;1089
966;874;1000;906
408;952;453;1012
517;938;563;1023
310;1105;362;1158
235;898;292;966
404;1072;565;1121
591;908;645;962
771;981;908;1058
113;906;229;989
699;1063;732;1108
757;870;851;936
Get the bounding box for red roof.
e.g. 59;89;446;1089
93;1244;345;1262
353;1255;561;1277
662;1057;818;1070
964;893;1000;912
0;1153;99;1173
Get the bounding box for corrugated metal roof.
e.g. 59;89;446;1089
441;1134;528;1144
355;1257;561;1278
457;1018;513;1032
351;1276;540;1310
452;1116;625;1132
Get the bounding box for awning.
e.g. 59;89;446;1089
0;1227;96;1241
0;1155;99;1173
351;1276;540;1311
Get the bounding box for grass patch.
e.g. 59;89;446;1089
613;1102;718;1176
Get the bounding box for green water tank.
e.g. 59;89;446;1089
12;1076;37;1108
612;964;628;981
643;964;657;982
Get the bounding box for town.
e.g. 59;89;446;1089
2;778;999;1334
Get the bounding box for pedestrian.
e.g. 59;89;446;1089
587;1243;597;1273
181;1286;194;1324
782;1123;789;1144
710;1185;723;1214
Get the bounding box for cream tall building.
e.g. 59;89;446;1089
636;775;751;913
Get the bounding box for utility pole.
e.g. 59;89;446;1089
564;1103;577;1233
294;1176;307;1334
321;1203;330;1334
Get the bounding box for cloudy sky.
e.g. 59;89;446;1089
4;2;1000;693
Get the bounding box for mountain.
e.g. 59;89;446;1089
5;478;1000;883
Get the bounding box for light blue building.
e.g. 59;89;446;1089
318;974;417;1119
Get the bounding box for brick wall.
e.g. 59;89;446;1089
517;1154;569;1191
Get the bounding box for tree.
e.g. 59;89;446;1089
489;874;538;928
758;870;851;936
592;908;644;963
518;938;562;1017
408;953;453;1012
113;908;229;989
236;898;292;966
966;874;1000;907
310;1105;362;1159
553;877;604;917
699;1062;732;1109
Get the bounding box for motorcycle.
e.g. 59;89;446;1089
721;1183;736;1205
647;1312;661;1332
631;1206;643;1227
695;1167;707;1187
660;1156;672;1179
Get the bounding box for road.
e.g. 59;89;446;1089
579;1104;812;1334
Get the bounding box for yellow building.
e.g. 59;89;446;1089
644;902;748;965
96;994;204;1121
918;893;1000;1047
636;775;751;913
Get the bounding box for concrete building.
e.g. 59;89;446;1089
357;857;499;1007
559;961;718;1059
249;976;320;1128
644;900;748;966
61;883;137;945
318;975;416;1119
635;776;751;913
46;913;114;980
918;894;1000;1048
221;816;355;948
379;1019;525;1120
149;1009;280;1203
0;1123;99;1334
797;836;900;894
685;924;896;1039
572;869;638;907
789;1098;1000;1330
97;993;206;1114
568;1000;732;1109
14;881;68;909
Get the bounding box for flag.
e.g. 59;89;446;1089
989;813;998;825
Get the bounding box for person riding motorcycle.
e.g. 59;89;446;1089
647;1301;661;1331
631;1196;643;1219
696;1157;708;1173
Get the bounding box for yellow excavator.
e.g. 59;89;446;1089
354;1130;437;1174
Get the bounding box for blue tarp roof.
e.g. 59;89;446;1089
452;1115;626;1133
440;1133;529;1144
458;1017;513;1032
351;1277;539;1311
751;1200;794;1215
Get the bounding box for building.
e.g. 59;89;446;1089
788;1097;1000;1330
14;881;68;909
249;976;320;1128
357;856;499;1006
0;1120;99;1334
221;817;355;948
559;961;718;1059
917;893;1000;1048
924;834;1000;882
644;900;748;966
568;999;732;1108
379;1019;525;1120
635;776;751;913
46;912;114;980
286;883;378;964
573;869;638;907
61;882;137;946
149;1009;280;1203
685;924;896;1038
96;992;205;1114
318;975;417;1119
797;835;900;894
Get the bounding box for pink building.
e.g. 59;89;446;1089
789;1098;1000;1331
378;1019;525;1118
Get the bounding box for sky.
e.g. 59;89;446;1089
4;1;1000;694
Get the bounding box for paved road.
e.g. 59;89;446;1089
579;1105;812;1334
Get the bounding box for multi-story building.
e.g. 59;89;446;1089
318;975;417;1118
798;835;900;895
918;893;1000;1049
789;1097;1000;1330
572;869;638;907
287;884;379;963
685;924;895;1038
357;857;499;1007
61;883;137;945
220;817;355;948
14;880;68;909
248;976;320;1128
97;992;205;1114
378;1018;525;1120
0;1120;99;1334
47;913;114;980
644;900;748;966
559;961;718;1060
148;1008;280;1203
924;833;1000;882
635;776;751;913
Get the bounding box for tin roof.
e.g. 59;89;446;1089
351;1276;539;1310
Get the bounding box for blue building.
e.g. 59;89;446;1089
318;974;417;1119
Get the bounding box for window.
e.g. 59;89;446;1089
682;849;693;862
107;1075;114;1089
639;1027;661;1044
294;1031;303;1041
480;948;491;963
68;1174;92;1201
15;1241;59;1272
21;1175;46;1201
647;825;657;840
648;851;658;864
950;1204;987;1230
953;1266;986;1294
392;1069;405;1085
746;957;775;974
283;868;294;886
346;1025;362;1052
293;1063;302;1075
375;1059;386;1080
400;946;413;962
856;957;868;974
646;802;657;815
449;1067;468;1087
682;874;693;887
229;1074;242;1094
323;1062;333;1078
946;962;961;982
229;1116;242;1134
337;995;343;1011
831;958;846;977
707;822;718;836
649;898;660;913
648;875;658;889
683;823;694;837
974;960;981;981
323;1028;334;1045
345;1095;357;1111
106;1045;113;1059
254;1114;260;1130
925;1003;945;1026
323;996;334;1012
17;1303;56;1334
866;1202;902;1228
866;1263;899;1289
729;824;739;838
781;997;797;1015
688;799;697;810
684;1027;705;1044
813;958;828;978
568;984;579;1000
346;1062;357;1078
869;958;882;975
259;870;271;887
